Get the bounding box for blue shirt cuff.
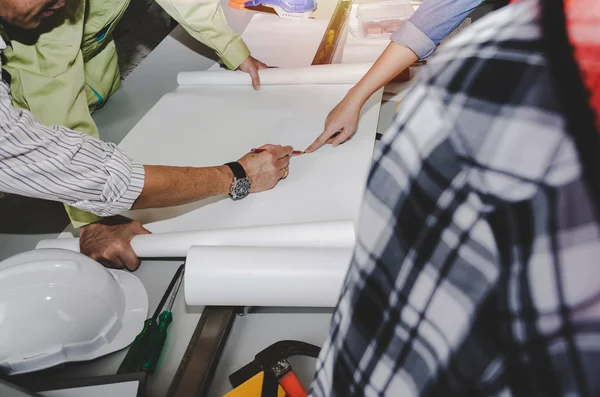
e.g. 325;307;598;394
391;20;437;59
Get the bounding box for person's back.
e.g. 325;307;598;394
309;0;600;395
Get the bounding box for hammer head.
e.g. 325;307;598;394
229;340;320;387
271;359;292;378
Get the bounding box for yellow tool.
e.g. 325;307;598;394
225;340;320;397
223;372;285;397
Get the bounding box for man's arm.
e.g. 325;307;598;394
154;0;250;70
0;80;145;217
135;145;290;209
0;79;292;270
153;0;268;89
0;75;292;209
79;144;292;270
156;0;267;90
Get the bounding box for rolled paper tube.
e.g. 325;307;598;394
35;220;356;258
177;63;374;87
184;245;354;307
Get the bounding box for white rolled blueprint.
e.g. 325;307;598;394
184;245;353;307
35;220;355;258
177;63;373;87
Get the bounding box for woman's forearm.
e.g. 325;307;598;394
351;42;419;103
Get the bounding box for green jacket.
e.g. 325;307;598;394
1;0;249;227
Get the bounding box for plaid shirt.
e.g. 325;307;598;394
310;0;600;396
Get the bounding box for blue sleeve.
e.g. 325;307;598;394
391;0;484;59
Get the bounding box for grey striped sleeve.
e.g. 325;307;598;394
0;77;145;217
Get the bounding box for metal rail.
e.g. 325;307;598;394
312;0;354;65
166;307;237;397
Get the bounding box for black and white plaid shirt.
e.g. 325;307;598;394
310;0;600;395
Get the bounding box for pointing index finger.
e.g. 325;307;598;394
306;130;331;153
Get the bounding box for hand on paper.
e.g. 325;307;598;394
238;56;268;91
305;90;365;153
306;42;419;153
238;144;293;192
79;215;150;271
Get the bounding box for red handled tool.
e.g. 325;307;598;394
229;340;320;397
271;359;306;397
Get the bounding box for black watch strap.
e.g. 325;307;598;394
225;162;247;179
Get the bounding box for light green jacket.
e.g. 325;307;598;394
1;0;249;227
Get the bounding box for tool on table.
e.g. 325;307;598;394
229;0;316;20
142;266;184;374
225;340;321;397
117;264;184;375
251;148;304;155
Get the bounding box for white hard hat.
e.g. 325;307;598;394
0;249;148;375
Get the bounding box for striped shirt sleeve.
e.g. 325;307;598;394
0;73;145;217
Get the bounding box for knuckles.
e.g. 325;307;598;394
108;240;127;254
125;260;141;272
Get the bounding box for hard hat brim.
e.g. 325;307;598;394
91;269;149;359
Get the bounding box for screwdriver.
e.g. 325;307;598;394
117;264;184;374
142;267;184;374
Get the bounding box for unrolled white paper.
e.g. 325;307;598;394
113;84;380;234
184;245;353;307
177;63;374;86
35;220;355;257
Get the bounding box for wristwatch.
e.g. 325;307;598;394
225;162;251;200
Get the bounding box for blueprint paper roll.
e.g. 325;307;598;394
35;220;355;258
177;63;373;87
184;245;353;307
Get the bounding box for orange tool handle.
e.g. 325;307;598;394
229;0;246;9
278;372;307;397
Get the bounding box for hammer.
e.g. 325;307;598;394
229;340;321;397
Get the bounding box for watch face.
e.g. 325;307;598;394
231;177;251;199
